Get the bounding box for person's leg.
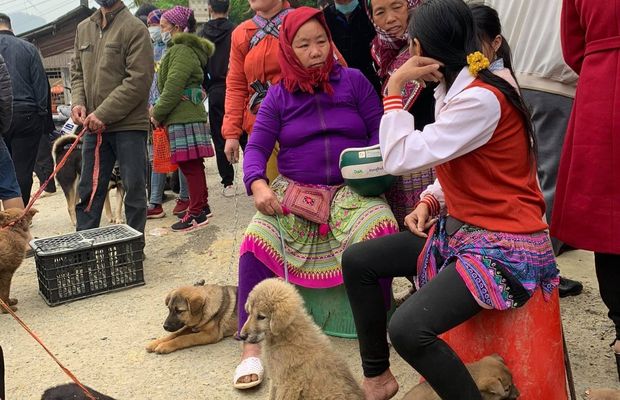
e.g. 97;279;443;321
148;172;166;206
114;131;148;234
177;158;208;216
388;264;482;400
178;170;189;201
34;133;56;193
594;253;620;351
0;138;23;210
209;86;234;187
6;112;44;205
76;133;116;231
236;252;276;385
342;231;426;399
522;90;572;253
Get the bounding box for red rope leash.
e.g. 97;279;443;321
0;299;97;400
1;127;103;230
85;129;103;212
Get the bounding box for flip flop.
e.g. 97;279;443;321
233;356;264;390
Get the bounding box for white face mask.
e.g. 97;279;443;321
161;30;172;44
148;26;162;43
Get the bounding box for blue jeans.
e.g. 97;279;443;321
0;138;21;200
148;144;188;205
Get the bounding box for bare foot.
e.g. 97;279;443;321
362;369;399;400
235;342;262;385
8;298;17;306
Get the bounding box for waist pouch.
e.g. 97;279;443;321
281;179;341;225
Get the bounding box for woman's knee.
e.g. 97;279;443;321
342;242;375;283
388;307;434;357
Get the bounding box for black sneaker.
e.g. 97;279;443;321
203;204;213;218
171;211;209;232
558;276;583;298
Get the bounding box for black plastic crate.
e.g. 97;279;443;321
30;224;145;306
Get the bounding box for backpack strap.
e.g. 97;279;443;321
249;8;293;50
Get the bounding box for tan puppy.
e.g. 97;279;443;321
585;389;620;400
0;208;37;312
402;354;519;400
240;278;364;400
146;281;237;354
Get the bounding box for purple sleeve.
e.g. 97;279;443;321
353;69;383;145
242;86;281;195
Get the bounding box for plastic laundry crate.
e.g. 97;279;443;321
30;224;145;306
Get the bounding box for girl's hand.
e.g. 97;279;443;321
387;56;444;97
404;203;438;238
251;180;283;216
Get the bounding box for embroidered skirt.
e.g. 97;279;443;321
385;168;435;231
167;122;215;163
417;217;560;310
240;176;399;288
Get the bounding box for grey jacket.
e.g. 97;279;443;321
0;54;12;136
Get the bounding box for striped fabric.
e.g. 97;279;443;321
417;216;559;310
240;176;399;288
383;95;404;113
385;168;435;231
167;122;215;163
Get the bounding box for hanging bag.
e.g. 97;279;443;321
152;127;178;173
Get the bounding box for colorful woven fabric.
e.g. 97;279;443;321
240;176;399;288
385;168;435;231
167;122;214;163
417;217;559;310
161;6;193;31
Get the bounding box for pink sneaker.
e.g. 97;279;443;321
173;198;190;217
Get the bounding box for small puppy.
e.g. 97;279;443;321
41;383;116;400
402;354;519;400
146;281;237;354
240;278;364;400
584;389;620;400
0;208;37;312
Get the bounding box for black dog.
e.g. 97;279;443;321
41;383;116;400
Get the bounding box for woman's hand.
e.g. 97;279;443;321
225;139;240;164
251;179;283;216
387;56;444;97
404;203;438;238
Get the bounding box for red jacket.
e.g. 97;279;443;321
551;0;620;253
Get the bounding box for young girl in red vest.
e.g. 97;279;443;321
342;1;559;399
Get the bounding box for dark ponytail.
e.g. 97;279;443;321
469;4;517;80
187;11;197;33
408;0;536;159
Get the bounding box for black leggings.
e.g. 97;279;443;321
595;253;620;341
342;231;483;400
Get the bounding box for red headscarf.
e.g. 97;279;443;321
278;7;335;95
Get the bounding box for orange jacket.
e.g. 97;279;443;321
222;15;347;140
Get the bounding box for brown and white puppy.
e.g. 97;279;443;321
146;281;237;354
402;354;520;400
0;208;37;312
584;389;620;400
240;278;365;400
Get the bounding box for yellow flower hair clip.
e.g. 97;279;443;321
467;51;490;77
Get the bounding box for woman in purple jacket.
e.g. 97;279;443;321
233;6;399;390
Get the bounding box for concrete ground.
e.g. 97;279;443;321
1;157;619;399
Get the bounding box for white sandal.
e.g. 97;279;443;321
233;356;264;389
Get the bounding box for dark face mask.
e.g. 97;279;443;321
95;0;119;8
